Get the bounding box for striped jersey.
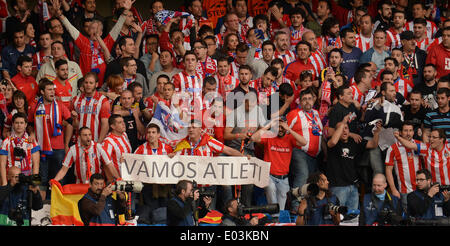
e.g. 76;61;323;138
417;142;450;185
286;108;323;157
385;140;421;193
134;140;173;155
214;74;239;98
309;50;327;79
0;135;40;176
71;92;111;142
174;133;224;157
405;20;437;40
274;50;296;68
62;141;112;184
393;77;413;99
386;28;403;51
415;37;434;51
350;84;365;106
423;109;450;140
102;132;132;175
355;34;373;53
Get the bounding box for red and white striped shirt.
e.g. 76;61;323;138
229;61;240;78
214;74;239;98
418;142;450;185
355;34;373;53
172;70;203;113
415;37;434;51
196;56;217;79
174;134;225;157
385;140;421;193
386;28;403;51
405;20;438;40
350;84;365;106
249;78;277;105
134;140;173;155
274;50;297;68
309;50;327;79
102;132;132;175
63;141;112;184
286;108;323;157
0;134;39;176
393;77;413;99
71;92;111;142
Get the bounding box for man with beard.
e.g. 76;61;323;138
386;10;406;51
415;64;438;110
274;31;296;68
78;173;127;226
373;0;392;31
423;88;450;143
401;90;430;140
339;28;362;80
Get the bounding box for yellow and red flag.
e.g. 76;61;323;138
50;179;89;226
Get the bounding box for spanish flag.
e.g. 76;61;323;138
198;210;223;224
50;179;89;226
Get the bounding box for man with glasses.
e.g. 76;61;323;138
406;169;450;220
193;40;217;79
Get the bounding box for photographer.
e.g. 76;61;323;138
220;198;259;226
78;173;127;226
296;172;344;226
0;167;43;226
360;174;402;226
167;180;211;226
407;169;450;220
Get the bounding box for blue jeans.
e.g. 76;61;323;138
289;148;317;189
265;175;290;211
39;149;66;187
330;185;359;211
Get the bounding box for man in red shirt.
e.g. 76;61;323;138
28;79;73;197
426;26;450;79
283;41;316;86
11;55;38;104
250;117;307;212
52;59;74;109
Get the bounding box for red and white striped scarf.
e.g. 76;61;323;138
34;97;62;156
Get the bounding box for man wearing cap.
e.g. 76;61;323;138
400;30;426;86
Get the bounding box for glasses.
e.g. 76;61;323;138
193;46;206;50
415;178;427;182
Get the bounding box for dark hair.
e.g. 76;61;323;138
295;40;311;53
147;123;161;133
413;18;427;26
336;85;349;99
400;120;414;131
380;81;394;92
289;7;306;19
11;90;28;113
437;87;450;97
270;58;285;68
279;83;294;97
12;111;28;124
329;48;343;57
238;64;252;73
384;57;399;67
432;128;447;141
127;81;143;92
38;78;54;96
55;59;68;70
416;169;432;180
300;87;315;99
118;36;134;51
183;50;198;61
340;28;355;39
89;173;106;184
354;68;369;84
224;198;238;214
263;66;278;77
380;70;394;81
321;17;339;37
262;40;275;51
236;42;249;53
198;25;214;38
16;55;32;68
120;56;135;70
253;14;269;28
108;114;123;130
424;63;436;70
157;74;170;83
203;76;217;87
175;180;192;195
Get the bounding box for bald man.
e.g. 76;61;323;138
360;173;402;225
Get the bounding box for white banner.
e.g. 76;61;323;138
121;153;271;188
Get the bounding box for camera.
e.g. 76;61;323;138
13;147;26;159
8;203;26;226
111;180;143;193
192;180;215;198
237;203;280;217
19;174;41;186
378;208;404;225
326;203;348;215
432;183;450;193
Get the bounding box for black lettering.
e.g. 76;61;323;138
171;161;185;178
203;162;217;179
230;163;239;179
152;161;169;178
249;162;258;178
217;163;229;179
187;162;197;178
240;163;248;179
137;161;149;177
